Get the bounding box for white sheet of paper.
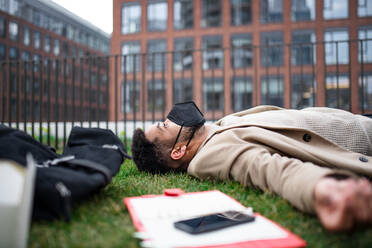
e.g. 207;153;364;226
128;191;287;248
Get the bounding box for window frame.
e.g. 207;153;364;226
147;0;168;32
121;2;141;34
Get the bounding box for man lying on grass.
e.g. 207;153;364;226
131;101;372;231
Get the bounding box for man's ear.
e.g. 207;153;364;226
170;145;187;160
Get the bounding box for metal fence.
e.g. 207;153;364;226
1;39;372;150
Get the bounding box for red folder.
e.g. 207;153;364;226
124;189;306;248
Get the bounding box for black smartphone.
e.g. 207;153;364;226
174;210;255;234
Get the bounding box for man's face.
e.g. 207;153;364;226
145;119;181;146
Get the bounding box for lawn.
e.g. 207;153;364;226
29;159;372;248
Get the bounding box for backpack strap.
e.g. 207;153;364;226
40;156;112;184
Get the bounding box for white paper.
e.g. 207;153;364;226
127;191;287;248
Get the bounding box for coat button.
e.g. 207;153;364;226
359;156;368;163
303;133;312;142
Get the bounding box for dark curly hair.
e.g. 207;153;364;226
131;128;173;174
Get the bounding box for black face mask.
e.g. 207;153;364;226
167;101;205;150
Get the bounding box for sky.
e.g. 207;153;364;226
51;0;113;34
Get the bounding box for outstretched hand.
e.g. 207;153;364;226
314;177;372;231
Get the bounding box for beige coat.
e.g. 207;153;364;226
187;106;372;213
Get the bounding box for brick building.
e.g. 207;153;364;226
111;0;372;121
0;0;111;123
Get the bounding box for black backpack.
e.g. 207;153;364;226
0;125;130;221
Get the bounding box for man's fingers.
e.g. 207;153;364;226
314;177;372;231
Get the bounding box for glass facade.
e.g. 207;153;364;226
358;0;372;17
8;20;18;41
202;35;223;69
231;34;252;68
147;1;168;32
33;31;41;50
326;73;350;110
292;30;315;65
260;0;282;23
0;15;5;37
147;39;167;71
174;0;193;30
201;0;221;27
324;0;348;19
173;78;193;103
0;43;5;60
261;31;283;67
22;26;30;46
53;39;60;56
231;0;251;26
359;73;372;110
174;37;193;71
203;77;224;111
44;35;50;53
324;29;349;65
291;0;315;21
359;27;372;63
147;79;166;112
122;41;141;73
121;80;140;113
231;76;252;111
9;46;18;59
0;0;109;53
261;75;284;106
291;74;316;109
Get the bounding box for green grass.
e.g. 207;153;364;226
29;160;372;248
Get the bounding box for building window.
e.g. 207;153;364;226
22;26;30;46
326;73;350;110
231;0;251;26
231;34;252;68
147;1;168;32
53;39;60;56
121;41;141;73
67;25;74;40
33;54;41;72
147;79;166;112
291;74;316;109
147;39;166;72
121;80;140;113
9;21;18;41
122;3;141;34
0;15;5;38
174;37;193;71
202;35;223;70
9;0;20;16
359;0;372;17
359;73;372;111
231;76;252;111
261;75;284;106
174;78;193;103
292;30;316;65
9;47;18;59
358;27;372;63
44;35;50;53
203;77;224;111
261;31;283;67
33;31;41;49
291;0;315;21
260;0;282;23
324;29;349;65
21;50;30;61
63;42;69;57
0;43;6;60
324;0;348;19
174;0;193;30
201;0;221;28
